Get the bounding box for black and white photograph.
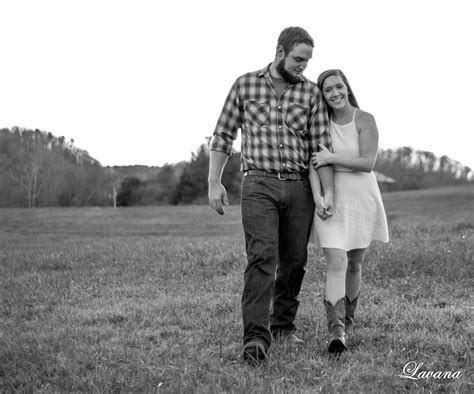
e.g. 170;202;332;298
0;0;472;392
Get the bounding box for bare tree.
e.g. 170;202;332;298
5;128;52;207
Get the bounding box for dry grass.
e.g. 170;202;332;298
0;185;472;392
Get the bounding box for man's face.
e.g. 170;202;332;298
276;43;313;84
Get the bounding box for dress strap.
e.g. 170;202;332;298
352;107;357;122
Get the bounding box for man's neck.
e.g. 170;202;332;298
269;62;282;80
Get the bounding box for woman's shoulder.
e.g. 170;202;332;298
355;108;375;123
354;108;378;134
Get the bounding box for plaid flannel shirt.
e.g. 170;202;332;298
210;64;331;173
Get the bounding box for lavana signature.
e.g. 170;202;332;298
399;361;463;380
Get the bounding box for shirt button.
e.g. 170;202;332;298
278;124;282;128
279;144;283;148
283;163;286;167
278;106;282;110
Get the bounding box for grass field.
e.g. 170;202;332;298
1;185;473;392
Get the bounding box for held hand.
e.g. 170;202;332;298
323;193;335;218
312;144;334;169
315;196;331;221
208;182;229;215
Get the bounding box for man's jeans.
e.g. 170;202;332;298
240;174;315;349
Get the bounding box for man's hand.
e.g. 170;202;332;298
323;192;334;219
315;196;334;221
208;181;229;215
315;196;329;221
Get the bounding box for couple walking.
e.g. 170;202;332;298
208;26;389;366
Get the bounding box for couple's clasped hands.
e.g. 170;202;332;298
315;194;334;221
312;145;335;221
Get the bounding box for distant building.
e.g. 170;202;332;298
374;171;396;192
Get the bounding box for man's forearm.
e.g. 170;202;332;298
316;165;334;196
208;150;229;184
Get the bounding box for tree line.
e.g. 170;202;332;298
0;127;472;207
0;128;240;207
375;147;472;190
108;141;474;206
0;127;111;207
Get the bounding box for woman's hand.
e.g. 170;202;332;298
312;144;334;169
314;195;333;221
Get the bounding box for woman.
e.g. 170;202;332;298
309;69;389;354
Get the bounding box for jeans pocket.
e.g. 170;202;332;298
241;175;265;199
242;175;265;185
299;178;313;193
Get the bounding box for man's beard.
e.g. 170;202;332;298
276;57;300;84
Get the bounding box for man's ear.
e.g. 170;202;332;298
276;45;285;59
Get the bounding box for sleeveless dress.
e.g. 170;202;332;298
310;109;389;251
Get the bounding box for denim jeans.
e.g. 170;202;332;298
240;174;315;349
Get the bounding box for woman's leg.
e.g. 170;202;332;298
346;248;366;301
322;248;348;353
345;248;366;335
324;248;347;305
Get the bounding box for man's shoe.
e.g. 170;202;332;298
273;332;305;346
242;341;268;366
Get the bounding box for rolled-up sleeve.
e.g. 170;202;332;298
308;87;331;153
209;80;241;156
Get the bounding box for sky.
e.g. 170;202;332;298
1;0;473;169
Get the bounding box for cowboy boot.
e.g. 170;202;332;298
345;293;359;336
323;298;347;354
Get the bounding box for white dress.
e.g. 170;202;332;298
310;109;389;251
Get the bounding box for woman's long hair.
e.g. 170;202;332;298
317;69;359;112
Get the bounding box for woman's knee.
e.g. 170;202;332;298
324;248;347;272
347;260;362;274
347;249;365;273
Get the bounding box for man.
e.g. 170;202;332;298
208;26;334;365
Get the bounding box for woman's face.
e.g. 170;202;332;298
322;75;349;111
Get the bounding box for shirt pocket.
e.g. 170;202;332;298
244;100;270;126
285;103;309;132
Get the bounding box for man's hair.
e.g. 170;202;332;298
277;26;314;56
